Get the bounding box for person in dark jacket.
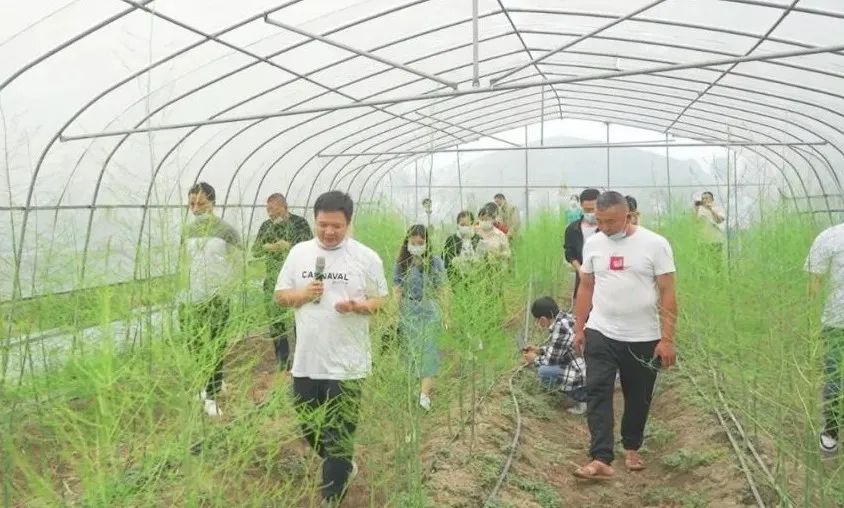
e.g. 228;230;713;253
252;193;312;371
442;210;481;277
564;188;601;305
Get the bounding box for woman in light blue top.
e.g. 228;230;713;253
393;224;446;411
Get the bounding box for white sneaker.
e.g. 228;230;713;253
419;393;432;411
567;402;587;415
197;390;208;401
820;432;839;453
349;460;359;483
204;398;222;417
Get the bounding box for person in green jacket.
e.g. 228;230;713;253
252;193;312;371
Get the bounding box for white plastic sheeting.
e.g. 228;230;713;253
1;0;844;296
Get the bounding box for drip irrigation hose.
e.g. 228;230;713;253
682;365;769;508
482;364;526;508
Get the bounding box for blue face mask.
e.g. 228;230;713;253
606;230;626;241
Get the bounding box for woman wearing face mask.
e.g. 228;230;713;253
442;211;482;277
393;225;446;411
475;202;512;263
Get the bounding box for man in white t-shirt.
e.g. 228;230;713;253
805;224;844;453
572;191;678;480
275;191;388;504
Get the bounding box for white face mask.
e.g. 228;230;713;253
458;225;474;237
408;244;426;257
582;212;596;225
479;220;494;232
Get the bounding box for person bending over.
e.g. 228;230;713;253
522;296;587;415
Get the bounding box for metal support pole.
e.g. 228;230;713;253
414;160;419;220
524;126;530;227
665;132;672;213
726;145;732;264
472;0;480;87
457;147;465;210
264;15;458;89
606;122;611;188
540;87;545;146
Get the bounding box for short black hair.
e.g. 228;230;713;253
422;198;432;205
702;191;714;199
267;193;287;204
456;210;475;223
596;191;628;211
531;297;559;319
478;202;499;219
625;195;638;212
494;193;505;200
189;182;216;203
580;188;600;202
313;191;354;222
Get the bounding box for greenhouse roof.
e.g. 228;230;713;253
2;0;844;211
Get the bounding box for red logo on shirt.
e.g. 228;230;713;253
609;256;624;271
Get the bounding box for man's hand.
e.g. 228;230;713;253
654;338;676;368
303;280;323;303
335;299;373;315
522;350;537;365
574;331;586;356
264;239;291;252
335;300;354;314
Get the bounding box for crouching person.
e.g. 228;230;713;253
522;296;587;415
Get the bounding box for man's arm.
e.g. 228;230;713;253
709;206;726;224
573;272;594;355
275;287;311;308
654;273;678;368
809;273;824;300
563;224;581;269
656;273;677;342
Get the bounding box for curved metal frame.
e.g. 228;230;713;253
4;1;844;298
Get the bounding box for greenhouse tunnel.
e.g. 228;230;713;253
1;1;844;506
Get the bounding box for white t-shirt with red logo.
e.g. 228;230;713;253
276;238;388;380
581;227;676;342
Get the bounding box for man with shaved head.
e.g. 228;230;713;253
253;193;313;373
572;191;678;481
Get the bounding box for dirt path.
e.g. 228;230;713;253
223;329;757;508
424;370;755;508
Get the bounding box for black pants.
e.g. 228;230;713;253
264;286;294;370
585;328;659;465
178;295;231;398
293;377;362;502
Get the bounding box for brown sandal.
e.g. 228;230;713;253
573;460;614;481
624;452;646;471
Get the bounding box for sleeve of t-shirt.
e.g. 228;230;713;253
275;245;299;291
805;231;831;275
652;237;677;275
580;238;596;274
369;253;389;298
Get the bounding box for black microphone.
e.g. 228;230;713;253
314;256;325;303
